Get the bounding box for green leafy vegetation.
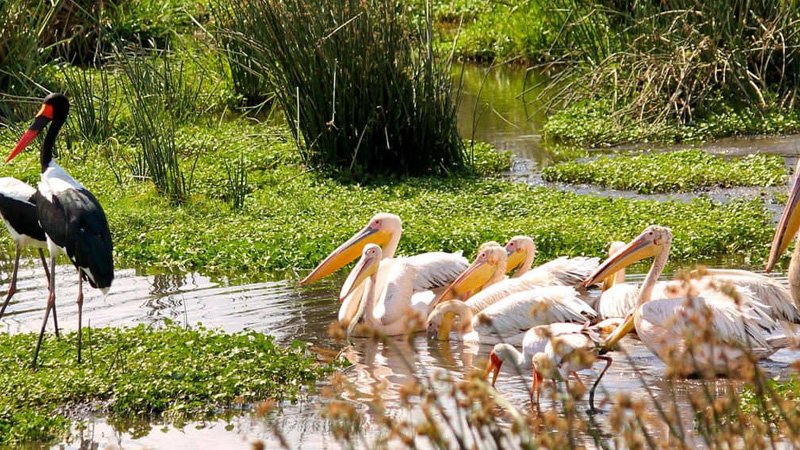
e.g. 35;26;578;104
0;324;328;446
542;149;787;194
543;99;800;147
0;119;773;275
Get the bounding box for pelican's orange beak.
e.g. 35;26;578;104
767;165;800;272
338;245;380;302
432;253;497;306
601;312;636;351
583;234;660;289
505;246;526;274
300;224;392;285
7;104;53;163
485;351;503;387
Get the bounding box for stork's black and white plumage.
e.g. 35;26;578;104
7;93;114;368
0;177;57;331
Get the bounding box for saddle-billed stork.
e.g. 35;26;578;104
0;177;57;331
7;93;114;368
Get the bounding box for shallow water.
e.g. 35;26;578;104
0;257;796;449
4;64;799;449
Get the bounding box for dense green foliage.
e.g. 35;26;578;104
542;150;787;194
217;0;468;180
0;119;774;275
0;324;327;445
543;99;800;147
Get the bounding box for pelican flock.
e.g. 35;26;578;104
305;188;800;411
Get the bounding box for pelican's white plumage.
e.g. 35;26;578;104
427;286;597;343
339;245;467;336
464;256;599;313
588;226;789;376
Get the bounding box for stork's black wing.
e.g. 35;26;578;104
0;193;45;242
36;188;114;289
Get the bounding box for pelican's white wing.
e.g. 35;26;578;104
466;257;599;313
698;269;800;323
638;289;777;350
374;252;467;325
473;286;597;337
532;256;600;287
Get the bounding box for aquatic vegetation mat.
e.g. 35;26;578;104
0;324;327;446
0;119;776;275
543;99;800;147
542;149;787;194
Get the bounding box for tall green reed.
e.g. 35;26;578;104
61;67;117;143
119;50;200;203
216;0;468;180
531;0;800;129
0;0;59;121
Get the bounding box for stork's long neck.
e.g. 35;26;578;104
40;120;64;172
789;236;800;306
383;229;401;259
638;243;670;307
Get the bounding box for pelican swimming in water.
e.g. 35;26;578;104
427;286;598;344
485;322;612;410
298;213;471;328
339;244;464;336
585;226;788;377
428;247;598;338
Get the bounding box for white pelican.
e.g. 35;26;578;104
485;323;612;410
593;240;799;324
338;244;466;336
427;286;598;344
298;213;471;326
585;226;787;377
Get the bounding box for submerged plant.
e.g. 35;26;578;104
218;0;468;179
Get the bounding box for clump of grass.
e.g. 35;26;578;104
535;1;800;142
210;2;272;106
0;1;56;120
542;149;787;194
119;50;202;203
224;152;249;210
61;67;118;143
0;323;328;446
218;0;468;179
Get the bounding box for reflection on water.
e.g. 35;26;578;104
456;64;550;165
0;259;797;449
